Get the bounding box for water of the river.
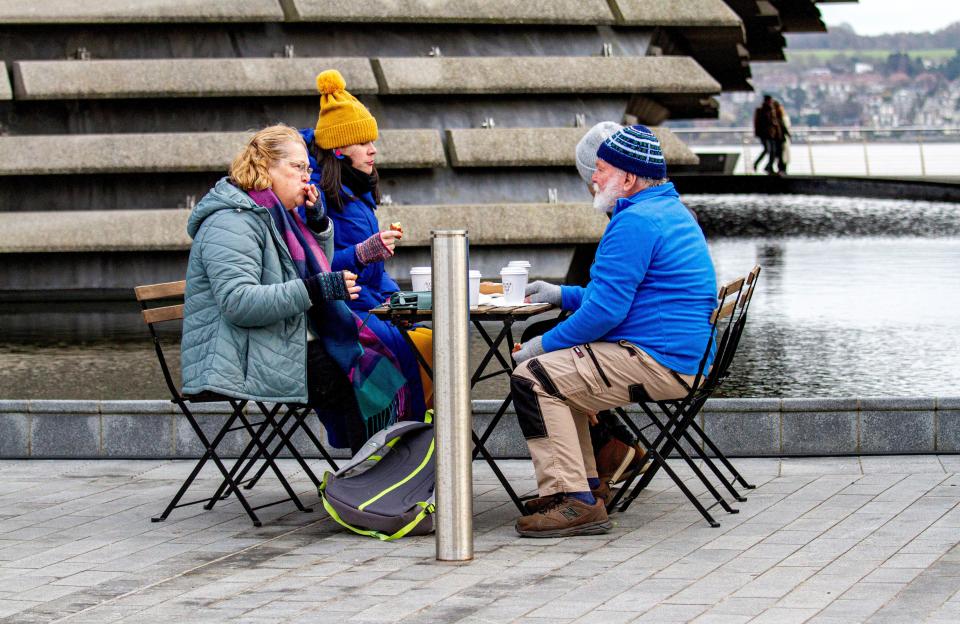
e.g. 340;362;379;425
2;194;958;400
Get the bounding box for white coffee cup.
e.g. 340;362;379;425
500;266;529;306
410;266;431;292
508;260;531;270
469;270;482;308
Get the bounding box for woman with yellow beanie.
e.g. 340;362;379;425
298;69;428;421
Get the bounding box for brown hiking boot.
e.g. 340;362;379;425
515;495;612;538
596;438;648;485
523;482;611;514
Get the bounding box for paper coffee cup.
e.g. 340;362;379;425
469;270;482;308
410;266;431;292
500;266;528;306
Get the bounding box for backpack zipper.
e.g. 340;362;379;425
583;344;612;388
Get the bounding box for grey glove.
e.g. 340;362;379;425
524;281;562;306
513;335;544;364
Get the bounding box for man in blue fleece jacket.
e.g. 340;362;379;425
511;125;718;538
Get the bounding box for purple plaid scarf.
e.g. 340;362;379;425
248;188;412;435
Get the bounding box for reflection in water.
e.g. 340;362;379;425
2;195;960;400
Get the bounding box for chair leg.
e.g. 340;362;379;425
630;429;721;528
681;427;747;503
234;409;312;513
610;406;729;526
648;404;741;512
688;419;756;490
158;400;264;526
207;403;283;507
472;430;526;514
244;403;323;489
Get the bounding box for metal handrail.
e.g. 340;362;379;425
668;126;960;177
669;126;960;135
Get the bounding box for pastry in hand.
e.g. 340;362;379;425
479;281;504;295
389;221;403;234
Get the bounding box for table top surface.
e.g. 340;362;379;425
370;302;554;320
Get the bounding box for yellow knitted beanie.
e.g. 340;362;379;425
314;69;378;149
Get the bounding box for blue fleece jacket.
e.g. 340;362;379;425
541;182;717;375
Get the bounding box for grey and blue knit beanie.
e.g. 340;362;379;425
596;124;667;180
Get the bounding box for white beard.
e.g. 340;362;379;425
592;180;621;214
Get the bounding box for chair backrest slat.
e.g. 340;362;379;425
135;280;186;302
142;304;185;325
710;300;737;324
746;265;761;285
720;277;745;296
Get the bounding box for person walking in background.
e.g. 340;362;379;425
300;70;428;422
181;125;409;454
775;100;791;175
753;94;783;175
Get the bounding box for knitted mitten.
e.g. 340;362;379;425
355;232;393;266
303;271;350;303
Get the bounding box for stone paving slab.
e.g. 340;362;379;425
0;457;959;623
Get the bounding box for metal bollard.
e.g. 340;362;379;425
431;230;473;562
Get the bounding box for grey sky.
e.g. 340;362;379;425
818;0;960;35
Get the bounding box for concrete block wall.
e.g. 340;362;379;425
0;1;828;297
1;397;956;460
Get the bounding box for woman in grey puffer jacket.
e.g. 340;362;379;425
181;125;363;439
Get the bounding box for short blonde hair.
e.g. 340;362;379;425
229;124;306;191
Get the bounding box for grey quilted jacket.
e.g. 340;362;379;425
180;178;335;402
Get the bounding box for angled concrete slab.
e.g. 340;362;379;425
0;129;442;176
0;69;10;100
0;202;605;252
446;126;698;168
0;0;284;23
12;57;376;100
373;56;721;95
611;0;743;28
0;209;193;253
286;0;614;23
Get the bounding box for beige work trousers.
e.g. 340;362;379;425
511;341;693;496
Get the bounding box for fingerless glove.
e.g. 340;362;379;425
355;232;392;266
303;272;350;304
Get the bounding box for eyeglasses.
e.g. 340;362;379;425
287;160;313;176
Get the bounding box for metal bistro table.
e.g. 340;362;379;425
370;301;556;513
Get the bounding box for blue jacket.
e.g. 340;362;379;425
542;182;717;375
181;178;335;402
299;128;400;313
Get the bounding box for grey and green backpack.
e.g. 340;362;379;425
319;413;436;541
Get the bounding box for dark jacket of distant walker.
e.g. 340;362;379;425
180;177;335;403
754;103;783;141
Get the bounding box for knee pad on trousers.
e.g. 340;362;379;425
511;375;547;440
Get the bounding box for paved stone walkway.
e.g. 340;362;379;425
2;456;960;623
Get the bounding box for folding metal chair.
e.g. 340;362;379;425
134;280;339;526
606;269;761;527
677;266;762;500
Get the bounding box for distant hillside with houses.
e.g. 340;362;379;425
684;22;960;131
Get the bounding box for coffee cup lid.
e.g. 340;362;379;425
500;266;528;275
409;266;432;274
